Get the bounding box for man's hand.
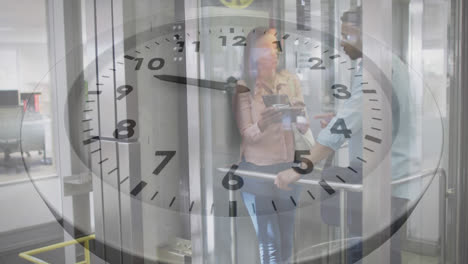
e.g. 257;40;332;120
314;113;336;128
274;168;301;190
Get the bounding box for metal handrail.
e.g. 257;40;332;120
219;165;445;264
18;234;95;264
217;167;440;191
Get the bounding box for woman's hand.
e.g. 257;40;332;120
289;100;308;134
258;107;282;132
235;84;250;94
295;116;310;134
274;168;301;190
290;98;305;107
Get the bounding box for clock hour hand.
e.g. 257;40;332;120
154;74;241;92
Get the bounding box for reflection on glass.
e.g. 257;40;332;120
0;1;55;182
201;3;445;264
0;0;458;264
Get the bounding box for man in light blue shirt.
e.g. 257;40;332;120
276;6;420;264
315;48;420;201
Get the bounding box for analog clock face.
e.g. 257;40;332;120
22;15;443;261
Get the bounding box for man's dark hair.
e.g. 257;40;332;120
341;6;362;27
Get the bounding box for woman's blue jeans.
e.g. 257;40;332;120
239;160;301;264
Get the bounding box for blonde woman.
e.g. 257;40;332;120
234;28;311;263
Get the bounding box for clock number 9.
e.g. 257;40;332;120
293;150;314;174
116;85;133;100
330;118;352;138
113;119;136;139
222;164;244;191
331;84;351;99
134;58;165;71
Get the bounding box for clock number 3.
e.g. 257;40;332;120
153;151;176;175
331;84;351;99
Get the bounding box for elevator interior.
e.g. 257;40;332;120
23;0;461;263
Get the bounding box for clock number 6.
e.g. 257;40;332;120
113;119;136;139
330;118;352;138
153;151;176;175
222;164;244;191
331;84;351;99
293;150;314;174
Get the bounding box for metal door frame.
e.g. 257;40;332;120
453;0;468;263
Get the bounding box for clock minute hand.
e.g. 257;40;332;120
154;74;238;92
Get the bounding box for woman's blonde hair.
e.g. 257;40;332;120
242;27;277;93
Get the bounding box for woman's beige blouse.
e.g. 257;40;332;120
234;70;306;166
